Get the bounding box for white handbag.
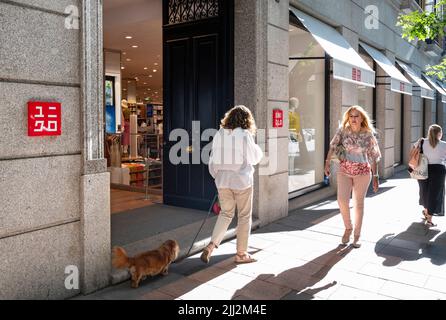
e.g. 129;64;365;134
408;139;428;180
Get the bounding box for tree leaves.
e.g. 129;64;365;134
397;0;446;79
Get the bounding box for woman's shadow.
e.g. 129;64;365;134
231;245;353;300
374;222;441;267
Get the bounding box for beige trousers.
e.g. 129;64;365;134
210;186;253;253
337;172;371;237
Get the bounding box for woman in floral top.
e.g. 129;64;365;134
324;106;381;248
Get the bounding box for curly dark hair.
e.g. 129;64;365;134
220;105;257;134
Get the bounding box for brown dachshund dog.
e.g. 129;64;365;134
112;240;180;288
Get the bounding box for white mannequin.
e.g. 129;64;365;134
289;97;302;142
289;97;299;113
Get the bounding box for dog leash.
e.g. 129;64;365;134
184;194;218;258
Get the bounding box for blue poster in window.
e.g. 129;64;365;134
106;105;116;133
147;104;153;117
105;79;114;106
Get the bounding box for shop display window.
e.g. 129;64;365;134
289;24;326;194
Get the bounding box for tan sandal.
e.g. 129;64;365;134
341;229;352;245
200;244;214;264
234;253;257;264
352;235;361;248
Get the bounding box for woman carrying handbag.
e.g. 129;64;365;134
324;106;381;248
417;124;446;227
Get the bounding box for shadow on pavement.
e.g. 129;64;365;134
374;222;445;267
231;245;353;300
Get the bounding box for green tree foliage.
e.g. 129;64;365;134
397;0;446;79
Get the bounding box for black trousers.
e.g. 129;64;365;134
418;164;446;216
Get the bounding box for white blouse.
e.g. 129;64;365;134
208;128;263;190
421;138;446;165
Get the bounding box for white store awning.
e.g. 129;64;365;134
290;7;375;87
359;42;412;96
435;80;446;103
396;60;435;100
422;75;446;103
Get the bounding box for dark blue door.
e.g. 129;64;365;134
163;0;234;210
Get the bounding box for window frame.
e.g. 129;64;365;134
288;13;330;199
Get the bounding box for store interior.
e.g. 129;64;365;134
103;0;163;214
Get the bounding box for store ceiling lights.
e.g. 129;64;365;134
144;67;148;70
154;63;159;66
126;58;131;62
132;45;138;48
153;69;157;72
125;36;133;39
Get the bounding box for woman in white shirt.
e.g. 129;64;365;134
418;124;446;226
201;105;263;264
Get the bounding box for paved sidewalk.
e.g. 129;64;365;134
76;171;446;300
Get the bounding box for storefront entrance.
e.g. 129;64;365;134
163;0;234;210
103;0;234;250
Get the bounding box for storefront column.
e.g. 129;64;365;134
234;0;289;225
425;98;435;134
402;92;418;169
80;0;111;294
375;55;394;179
328;27;360;184
438;102;446;139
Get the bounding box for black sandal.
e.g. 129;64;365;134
426;220;437;227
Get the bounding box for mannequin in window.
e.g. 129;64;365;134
289;97;303;143
121;99;131;155
289;97;310;166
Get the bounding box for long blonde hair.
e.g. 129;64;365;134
428;124;442;148
341;105;375;134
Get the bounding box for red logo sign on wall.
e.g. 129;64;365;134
272;109;283;128
352;68;362;82
400;82;405;92
28;102;61;136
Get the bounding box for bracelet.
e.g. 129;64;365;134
373;174;379;178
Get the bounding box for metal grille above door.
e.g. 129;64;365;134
168;0;219;25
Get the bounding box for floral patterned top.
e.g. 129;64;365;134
330;127;381;176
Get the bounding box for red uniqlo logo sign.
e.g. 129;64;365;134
352;68;362;82
272;109;283;128
400;82;405;92
28;102;61;136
